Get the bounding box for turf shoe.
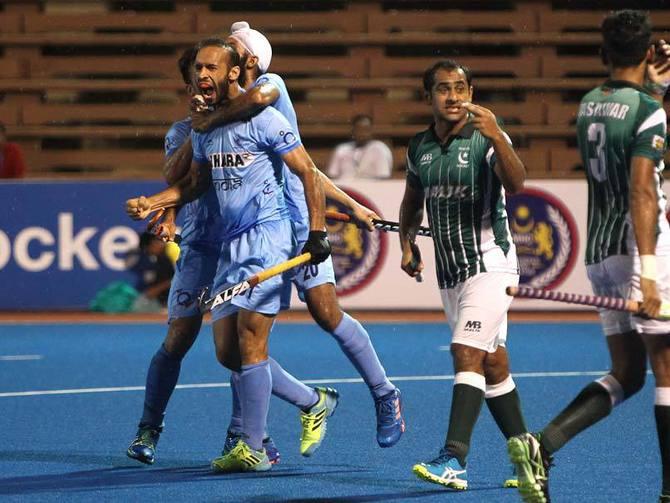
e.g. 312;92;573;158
211;439;271;473
412;449;468;490
126;425;162;465
299;386;339;456
262;437;281;464
374;388;405;448
503;464;519;488
222;430;280;464
222;429;242;457
507;433;552;503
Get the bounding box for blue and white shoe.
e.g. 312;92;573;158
374;388;405;448
412;450;468;490
223;430;280;464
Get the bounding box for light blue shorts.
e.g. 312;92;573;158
279;230;337;309
167;241;220;323
211;219;293;322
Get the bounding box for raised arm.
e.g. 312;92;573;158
646;39;670;105
462;102;526;194
163;137;193;185
126;160;210;220
191;81;279;132
630;156;662;318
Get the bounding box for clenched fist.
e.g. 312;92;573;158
126;196;153;220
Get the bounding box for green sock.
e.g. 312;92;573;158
486;388;527;439
655;404;670;495
541;381;612;454
445;383;484;466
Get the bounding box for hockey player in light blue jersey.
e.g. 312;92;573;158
190;21;405;453
126;39;335;473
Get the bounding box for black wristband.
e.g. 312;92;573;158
308;230;328;239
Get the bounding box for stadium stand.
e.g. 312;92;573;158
0;0;667;178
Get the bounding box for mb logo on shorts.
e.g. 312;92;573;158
464;320;482;332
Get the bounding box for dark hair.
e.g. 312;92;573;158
139;232;160;251
423;59;472;93
195;38;241;68
352;114;372;126
601;10;652;68
177;46;198;85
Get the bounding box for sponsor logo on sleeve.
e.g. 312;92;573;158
652;134;665;151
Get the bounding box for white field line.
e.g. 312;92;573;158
0;370;651;398
0;355;43;361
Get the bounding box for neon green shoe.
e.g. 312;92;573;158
300;386;339;456
210;439;271;473
503;472;519;488
503;464;519;488
507;433;552;503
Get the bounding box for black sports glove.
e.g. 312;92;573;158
302;230;331;264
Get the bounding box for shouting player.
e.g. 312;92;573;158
127;38;333;472
191;21;405;450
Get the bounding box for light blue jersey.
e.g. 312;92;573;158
191;106;299;241
190;105;300;321
164;118;222;246
255;73;310;242
164;118;220;322
254;73;337;305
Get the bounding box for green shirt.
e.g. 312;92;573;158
576;80;667;264
406;123;516;289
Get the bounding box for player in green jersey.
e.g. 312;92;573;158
399;59;528;490
507;11;670;503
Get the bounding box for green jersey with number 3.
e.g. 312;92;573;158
577;80;667;264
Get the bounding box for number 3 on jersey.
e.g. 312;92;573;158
587;122;608;182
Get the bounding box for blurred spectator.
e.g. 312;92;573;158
131;232;175;310
327;114;393;180
0;122;27;179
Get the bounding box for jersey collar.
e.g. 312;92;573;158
429;121;476;145
602;79;647;94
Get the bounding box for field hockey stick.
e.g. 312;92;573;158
506;285;670;320
199;253;312;313
325;210;432;237
325;210;426;282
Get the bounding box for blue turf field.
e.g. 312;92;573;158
0;321;660;502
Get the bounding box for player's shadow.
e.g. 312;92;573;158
0;452;372;496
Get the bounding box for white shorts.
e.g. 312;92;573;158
440;271;519;353
587;254;670;336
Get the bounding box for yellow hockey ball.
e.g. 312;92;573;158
165;240;181;265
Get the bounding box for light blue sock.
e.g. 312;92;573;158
140;344;182;428
229;357;318;435
268;357;318;410
331;313;394;399
238;359;272;451
228;372;243;435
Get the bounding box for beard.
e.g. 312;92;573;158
237;54;250;87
